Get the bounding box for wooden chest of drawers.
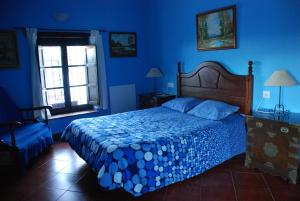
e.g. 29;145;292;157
245;113;300;184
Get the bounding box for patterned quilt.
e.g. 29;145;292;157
62;107;246;196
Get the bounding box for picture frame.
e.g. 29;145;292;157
109;32;137;57
0;31;19;67
196;5;236;51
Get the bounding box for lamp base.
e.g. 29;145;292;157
274;104;288;116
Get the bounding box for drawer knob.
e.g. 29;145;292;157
256;122;263;128
280;127;289;134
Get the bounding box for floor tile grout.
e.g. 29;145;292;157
66;170;89;192
55;190;68;201
230;171;239;201
261;174;276;201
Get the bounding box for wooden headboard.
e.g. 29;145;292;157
177;61;253;115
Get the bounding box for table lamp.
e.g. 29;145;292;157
146;67;163;94
264;70;298;114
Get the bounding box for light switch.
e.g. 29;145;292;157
263;90;271;99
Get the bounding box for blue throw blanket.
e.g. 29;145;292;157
62;107;246;196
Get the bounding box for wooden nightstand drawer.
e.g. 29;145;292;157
245;114;300;184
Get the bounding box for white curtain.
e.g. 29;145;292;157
89;30;109;110
26;28;49;118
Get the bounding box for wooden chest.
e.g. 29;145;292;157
245;113;300;184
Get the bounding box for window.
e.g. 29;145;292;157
38;33;99;115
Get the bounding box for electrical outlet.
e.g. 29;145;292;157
167;82;174;88
263;90;271;99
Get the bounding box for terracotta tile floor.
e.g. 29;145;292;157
0;142;299;201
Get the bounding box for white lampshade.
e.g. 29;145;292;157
146;68;163;78
264;70;298;86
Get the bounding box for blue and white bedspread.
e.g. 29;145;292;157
62;107;246;196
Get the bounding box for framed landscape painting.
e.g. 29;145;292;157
0;31;19;67
196;5;236;51
110;32;137;57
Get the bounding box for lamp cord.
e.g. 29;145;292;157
278;86;282;106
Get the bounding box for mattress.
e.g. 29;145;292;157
62;107;246;196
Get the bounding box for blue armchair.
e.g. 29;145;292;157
0;87;54;169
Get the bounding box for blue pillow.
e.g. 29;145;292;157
162;97;203;113
187;100;239;120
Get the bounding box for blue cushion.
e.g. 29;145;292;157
0;87;21;122
162;97;203;113
187;100;239;120
0;122;53;167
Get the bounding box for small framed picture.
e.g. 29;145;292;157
109;32;137;57
196;5;236;51
0;31;19;67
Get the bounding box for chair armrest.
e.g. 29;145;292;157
0;121;22;128
0;121;22;148
19;106;52;125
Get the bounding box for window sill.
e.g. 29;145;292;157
49;110;97;120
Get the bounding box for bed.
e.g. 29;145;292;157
62;61;254;196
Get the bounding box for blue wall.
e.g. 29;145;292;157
0;0;152;132
146;0;300;112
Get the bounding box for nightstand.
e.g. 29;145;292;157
139;93;176;109
245;112;300;184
